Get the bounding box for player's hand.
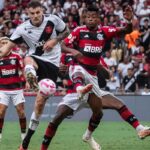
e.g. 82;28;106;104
123;5;133;21
43;38;58;51
59;64;68;73
72;49;83;61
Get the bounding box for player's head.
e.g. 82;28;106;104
27;1;44;26
84;5;100;30
0;37;9;48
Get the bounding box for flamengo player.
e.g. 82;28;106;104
0;37;26;141
41;5;150;150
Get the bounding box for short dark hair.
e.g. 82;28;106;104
87;5;99;13
27;0;42;9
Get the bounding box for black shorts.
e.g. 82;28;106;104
31;56;59;83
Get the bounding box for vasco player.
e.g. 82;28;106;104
0;1;69;150
0;37;26;142
41;5;150;150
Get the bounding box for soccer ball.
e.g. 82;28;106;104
38;79;56;96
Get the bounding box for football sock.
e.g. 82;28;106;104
19;117;26;134
87;113;102;137
41;122;58;150
24;64;36;76
118;105;140;128
22;112;39;149
0;118;4;134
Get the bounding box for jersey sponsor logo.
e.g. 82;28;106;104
1;69;16;76
84;45;102;53
97;34;103;40
34;40;45;48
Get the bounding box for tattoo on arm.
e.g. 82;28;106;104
56;27;70;41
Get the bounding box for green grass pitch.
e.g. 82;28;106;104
0;121;150;150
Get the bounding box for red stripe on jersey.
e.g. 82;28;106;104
0;52;24;90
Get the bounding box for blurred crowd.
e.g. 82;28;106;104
0;0;150;95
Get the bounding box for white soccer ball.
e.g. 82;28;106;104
38;79;56;96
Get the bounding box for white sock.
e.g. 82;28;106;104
136;124;145;132
24;64;36;77
84;129;92;138
29;112;39;131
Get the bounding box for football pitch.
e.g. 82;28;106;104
0;121;150;150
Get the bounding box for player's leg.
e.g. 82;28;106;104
69;65;93;99
0;92;9;141
24;56;38;90
83;93;103;150
41;105;73;150
102;94;150;139
15;102;26;140
20;93;48;150
0;104;7;141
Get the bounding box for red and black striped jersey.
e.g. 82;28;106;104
0;52;24;90
64;25;118;75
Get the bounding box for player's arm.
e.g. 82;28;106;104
0;40;15;58
61;28;83;60
43;15;70;51
116;5;133;35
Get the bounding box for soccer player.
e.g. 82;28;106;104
0;37;26;141
0;1;69;150
41;5;150;150
61;53;150;142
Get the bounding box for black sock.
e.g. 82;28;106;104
22;129;35;149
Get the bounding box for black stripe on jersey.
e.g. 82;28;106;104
0;58;18;66
0;82;22;89
34;21;54;56
79;32;100;40
79;62;98;71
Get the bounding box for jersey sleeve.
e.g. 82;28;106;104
64;27;79;46
102;26;119;40
53;15;66;33
17;54;24;70
10;26;23;44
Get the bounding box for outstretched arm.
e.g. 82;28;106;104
116;6;133;35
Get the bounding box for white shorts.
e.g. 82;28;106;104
69;65;112;98
0;90;25;106
58;93;89;112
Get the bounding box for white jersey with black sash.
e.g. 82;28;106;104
10;14;66;67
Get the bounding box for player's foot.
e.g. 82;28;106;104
82;134;101;150
76;84;93;100
138;126;150;139
21;133;26;141
26;72;38;91
18;145;28;150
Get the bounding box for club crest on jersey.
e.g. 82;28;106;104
97;34;103;40
10;59;16;65
45;26;52;33
84;45;102;53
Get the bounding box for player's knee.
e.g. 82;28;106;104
18;111;26;118
0;110;5;118
24;56;33;64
